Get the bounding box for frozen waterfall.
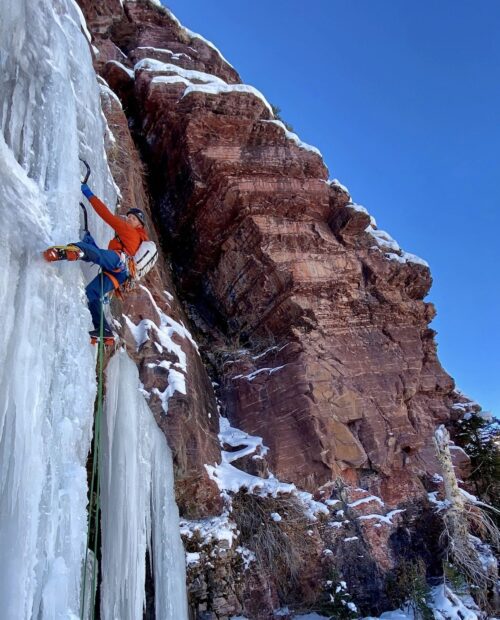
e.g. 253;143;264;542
101;350;188;620
0;0;188;618
0;0;113;615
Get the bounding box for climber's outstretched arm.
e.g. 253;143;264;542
81;183;130;239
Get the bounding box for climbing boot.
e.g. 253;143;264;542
89;328;116;346
43;244;84;262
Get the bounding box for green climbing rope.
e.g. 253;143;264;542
80;272;106;620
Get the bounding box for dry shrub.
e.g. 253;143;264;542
232;491;312;597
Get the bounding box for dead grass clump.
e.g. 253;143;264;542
232;491;311;597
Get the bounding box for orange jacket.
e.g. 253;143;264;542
88;195;148;256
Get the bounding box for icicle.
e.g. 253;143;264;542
101;350;188;620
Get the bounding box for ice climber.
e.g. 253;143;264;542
43;183;149;340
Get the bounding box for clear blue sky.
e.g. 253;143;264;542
164;0;500;415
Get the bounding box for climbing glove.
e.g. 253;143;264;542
81;183;93;199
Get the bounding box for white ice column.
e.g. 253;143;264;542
0;0;119;616
101;350;188;620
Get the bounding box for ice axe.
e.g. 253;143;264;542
79;157;91;183
79;158;91;233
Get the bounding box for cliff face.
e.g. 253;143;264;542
76;1;469;616
99;69;222;519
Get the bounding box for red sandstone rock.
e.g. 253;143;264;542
78;0;240;82
75;1;474;613
133;59;457;497
85;0;461;501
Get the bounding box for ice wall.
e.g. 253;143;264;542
0;0;117;616
101;350;188;620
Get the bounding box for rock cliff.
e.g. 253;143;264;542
75;1;480;617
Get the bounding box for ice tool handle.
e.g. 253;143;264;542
79;158;91;233
79;158;91;183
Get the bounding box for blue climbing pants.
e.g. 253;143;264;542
74;233;128;330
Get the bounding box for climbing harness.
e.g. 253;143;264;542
114;237;158;293
80;274;106;620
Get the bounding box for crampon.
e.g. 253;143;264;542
89;329;116;347
43;245;84;262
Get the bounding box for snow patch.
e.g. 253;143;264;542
183;82;273;114
358;509;405;526
345;202;369;215
348;494;385;509
219;417;269;461
262;119;322;157
366;224;429;267
184;27;234;68
428;491;451;511
99;81;123;107
236;546;256;569
136;58;225;85
123;287;198;414
180;513;237;548
329;178;351;195
207;417;329;520
136;46;192;61
233;365;286;381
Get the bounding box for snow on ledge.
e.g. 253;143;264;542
218;417;269;461
107;60;134;79
135;57;273;115
327;180;429;269
182;82;274;115
127;0;163;7
345;202;369;215
139;285;199;352
361;584;481;619
358;509;405;526
329;178;351;195
206;416;293;496
180;513;237;547
206;460;295;496
183;27;234;69
123;287;199;414
136;46;192;61
145;3;235;69
98;80;122;107
232;365;286;381
348;494;385;509
135;58;225;85
206;416;329;521
262;120;322;157
366;224;429;268
427;491;451;512
151;75;192;88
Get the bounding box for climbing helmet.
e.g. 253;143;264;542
127;208;146;226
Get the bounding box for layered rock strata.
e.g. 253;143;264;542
87;0;457;494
